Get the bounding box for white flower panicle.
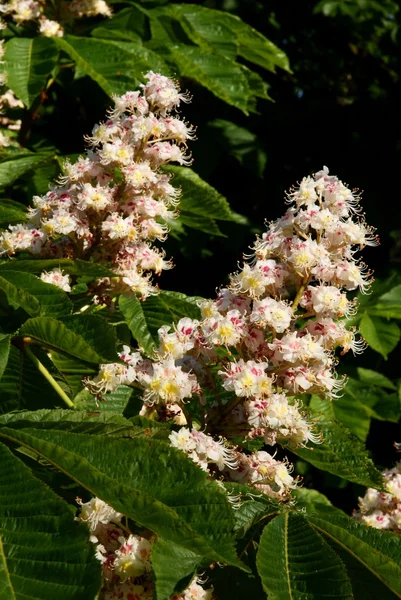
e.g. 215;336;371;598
88;167;374;503
0;73;194;298
0;0;112;37
355;461;401;531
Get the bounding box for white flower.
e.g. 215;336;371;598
40;268;71;292
250;297;293;332
114;534;152;581
77;497;122;530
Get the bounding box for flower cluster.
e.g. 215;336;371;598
76;497;214;600
0;0;111;37
354;461;401;531
0;73;194;298
88;167;374;501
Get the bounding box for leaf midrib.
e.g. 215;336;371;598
0;532;16;600
311;520;401;599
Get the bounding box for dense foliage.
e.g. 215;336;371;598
0;1;401;599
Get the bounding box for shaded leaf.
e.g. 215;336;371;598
151;538;201;600
356;367;396;390
0;442;100;599
359;314;400;359
308;510;401;600
0;270;72;317
292;416;383;489
0;153;54;189
166;44;251;113
0;198;27;227
0;333;10;381
256;512;353;600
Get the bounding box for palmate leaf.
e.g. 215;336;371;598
161;4;290;73
305;506;401;600
359;314;400;358
4;37;59;107
291;416;383;489
0;443;100;599
119;290;202;355
0;425;243;570
19;314;119;363
164;44;251;113
56;35;169;97
256;512;353;600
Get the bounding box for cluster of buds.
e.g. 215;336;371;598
88;167;374;501
76;497;214;600
0;73;194;298
0;0;111;37
354;461;401;531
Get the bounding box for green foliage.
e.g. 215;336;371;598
4;37;59;108
257;512;353;599
292;416;383;489
0;442;100;599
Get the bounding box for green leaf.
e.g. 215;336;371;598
163;165;238;221
0;442;100;599
356;367;396;390
166;44;251;113
4;37;59;107
155;4;290;72
0;345;70;414
359;314;400;358
74;384;133;412
47;352;97;399
19;315;119;363
292;416;383;489
151;538;201;600
0;271;72;317
256;512;353;600
0;258;115;278
0;334;10;382
307;510;401;599
0;273;41;316
309;394;371;442
224;482;279;538
370;284;401;319
0;198;27;227
56;35;169;97
344;378;400;425
91;5;149;39
119;290;201;355
0;426;243;569
0;153;55;189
